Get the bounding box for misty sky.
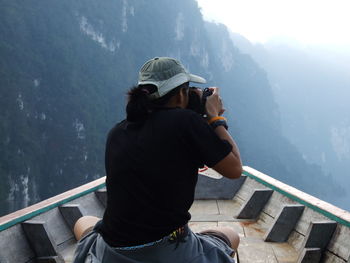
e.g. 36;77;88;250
196;0;350;46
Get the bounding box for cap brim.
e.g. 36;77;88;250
189;74;206;84
138;72;207;99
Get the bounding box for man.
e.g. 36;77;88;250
73;57;242;263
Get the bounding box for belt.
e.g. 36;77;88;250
113;224;189;251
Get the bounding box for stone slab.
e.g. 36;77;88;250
238;237;278;263
22;220;57;257
288;230;305;251
95;188;107;207
67;192;104;218
295;207;329;235
191;214;237;222
323;251;347;263
237;189;273;219
302;221;337;251
264;205;305;242
270;242;299;263
327;224;350;261
240;220;268;239
0;224;35;263
262;191;299;219
195;174;247;199
257;211;275;230
60;241;77;263
59;204;83;231
217;221;245;238
243;166;350;224
31;207;73;246
235;176;269;201
217;199;244;215
297;248;321;263
189;200;219;216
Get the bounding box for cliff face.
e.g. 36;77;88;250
0;0;344;215
230;32;350;210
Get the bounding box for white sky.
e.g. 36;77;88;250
195;0;350;46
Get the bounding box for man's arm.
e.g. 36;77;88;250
205;87;242;179
212;125;242;179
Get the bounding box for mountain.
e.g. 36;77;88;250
0;0;345;216
230;32;350;209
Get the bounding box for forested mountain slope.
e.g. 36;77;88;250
0;0;344;216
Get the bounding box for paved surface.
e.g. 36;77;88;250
189;200;299;263
64;199;299;263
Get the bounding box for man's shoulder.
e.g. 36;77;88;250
157;108;201;119
174;108;206;124
159;109;207;129
110;120;125;130
107;120;127;137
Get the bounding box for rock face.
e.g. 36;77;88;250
0;0;344;215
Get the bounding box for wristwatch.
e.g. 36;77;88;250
210;119;228;130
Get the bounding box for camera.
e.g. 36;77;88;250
187;87;213;117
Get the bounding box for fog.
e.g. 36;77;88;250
230;32;350;209
196;0;350;46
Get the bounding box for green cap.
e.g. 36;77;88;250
138;57;206;99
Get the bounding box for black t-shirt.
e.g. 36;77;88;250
100;108;232;247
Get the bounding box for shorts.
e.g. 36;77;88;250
73;224;235;263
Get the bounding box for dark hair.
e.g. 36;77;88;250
126;82;189;122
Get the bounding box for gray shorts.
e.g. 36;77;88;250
73;226;235;263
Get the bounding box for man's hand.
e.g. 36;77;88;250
205;87;225;119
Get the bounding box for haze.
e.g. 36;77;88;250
196;0;350;46
196;0;350;209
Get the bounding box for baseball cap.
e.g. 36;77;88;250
138;57;206;99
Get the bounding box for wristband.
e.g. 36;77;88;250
210;119;228;130
207;116;226;124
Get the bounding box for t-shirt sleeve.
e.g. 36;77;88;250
184;111;233;167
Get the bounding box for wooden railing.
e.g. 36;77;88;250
0;177;106;231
